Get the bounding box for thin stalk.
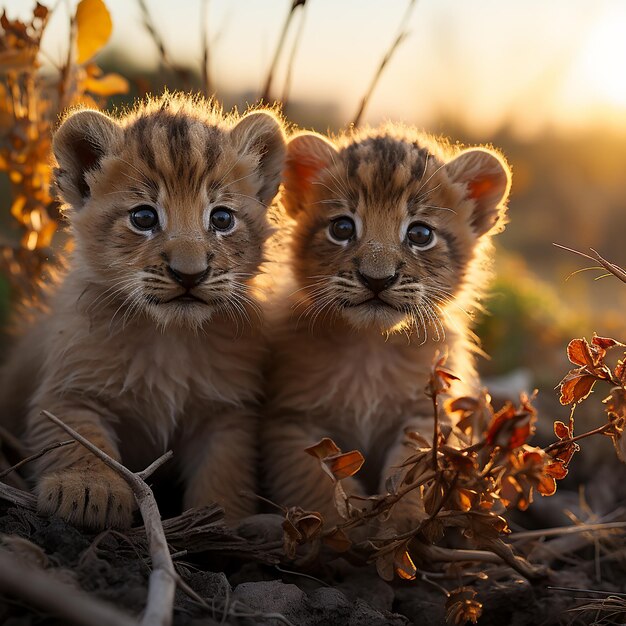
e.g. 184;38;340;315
260;0;306;102
352;0;418;126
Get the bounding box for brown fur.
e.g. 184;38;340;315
0;93;286;528
261;124;511;528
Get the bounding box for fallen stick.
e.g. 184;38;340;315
42;410;176;626
0;547;137;626
0;481;37;510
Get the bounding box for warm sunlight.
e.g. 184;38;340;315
571;3;626;108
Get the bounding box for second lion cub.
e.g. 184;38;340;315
262;125;511;527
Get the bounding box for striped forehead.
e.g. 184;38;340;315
338;137;432;207
125;111;225;196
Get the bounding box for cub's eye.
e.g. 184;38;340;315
407;222;435;248
210;207;234;231
329;217;355;242
130;206;159;231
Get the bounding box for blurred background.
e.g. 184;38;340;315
1;0;625;477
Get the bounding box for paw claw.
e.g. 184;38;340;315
37;467;135;530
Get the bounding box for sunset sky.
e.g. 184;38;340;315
5;0;626;135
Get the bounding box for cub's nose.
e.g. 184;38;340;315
167;266;209;290
357;271;399;295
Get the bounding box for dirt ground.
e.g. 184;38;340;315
0;489;623;626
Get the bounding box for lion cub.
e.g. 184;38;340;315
0;95;286;528
262;126;511;526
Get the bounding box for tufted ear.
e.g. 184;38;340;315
53;109;122;210
445;148;511;237
230;111;286;207
282;132;338;219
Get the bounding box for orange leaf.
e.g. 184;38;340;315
394;548;417;580
486;401;535;449
592;335;624;351
553;421;569;439
75;0;112;64
325;450;364;480
559;372;596;405
567;338;595;368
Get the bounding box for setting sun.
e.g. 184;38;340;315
569;3;626;108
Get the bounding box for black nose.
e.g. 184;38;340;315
357;272;399;295
167;266;209;290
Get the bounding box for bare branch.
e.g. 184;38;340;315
554;243;626;284
352;0;418;127
0;440;75;480
260;0;307;103
281;1;309;107
42;410;176;626
0;481;37;509
200;0;211;96
136;0;176;73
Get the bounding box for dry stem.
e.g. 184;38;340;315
260;0;306;102
42;410;176;626
200;0;212;95
0;440;75;480
352;0;418;126
554;244;626;284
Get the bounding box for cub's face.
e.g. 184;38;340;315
283;132;511;334
53;103;285;329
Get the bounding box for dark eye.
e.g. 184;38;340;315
407;222;435;247
130;206;159;231
329;217;355;242
210;207;234;231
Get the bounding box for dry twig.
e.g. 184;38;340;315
260;0;307;102
0;440;75;480
42;410;176;626
554;244;626;284
352;0;418;126
0;482;37;509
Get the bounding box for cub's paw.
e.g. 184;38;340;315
37;467;136;529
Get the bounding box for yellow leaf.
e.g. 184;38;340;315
75;0;112;64
10;195;27;220
84;72;129;96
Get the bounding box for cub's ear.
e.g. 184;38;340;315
445;148;511;237
53;109;122;209
230;111;286;207
283;132;338;219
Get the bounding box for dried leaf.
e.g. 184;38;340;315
375;549;395;581
567;338;595;368
486;396;536;449
75;0;113;64
325;450;364;480
333;481;350;520
323;528;351;553
445;587;483;625
305;437;341;460
558;371;596;405
428;352;460;396
394;547;416;580
281;507;323;558
592;335;624;351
